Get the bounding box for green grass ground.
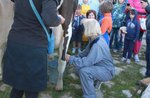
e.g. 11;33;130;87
0;47;146;98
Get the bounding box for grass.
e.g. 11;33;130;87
0;47;146;98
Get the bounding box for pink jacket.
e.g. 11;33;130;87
128;0;146;13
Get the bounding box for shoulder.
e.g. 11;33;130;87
102;17;112;23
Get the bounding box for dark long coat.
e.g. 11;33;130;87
3;0;61;92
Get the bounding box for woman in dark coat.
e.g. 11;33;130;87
141;0;150;77
2;0;65;98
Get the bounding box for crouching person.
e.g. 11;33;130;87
65;19;115;98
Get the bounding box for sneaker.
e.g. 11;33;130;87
113;49;118;53
72;48;76;54
126;59;131;64
134;54;140;62
121;57;126;62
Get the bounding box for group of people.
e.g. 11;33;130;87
70;0;150;97
1;0;150;98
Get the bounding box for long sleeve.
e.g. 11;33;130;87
76;43;90;58
41;0;61;27
68;44;104;68
135;21;140;41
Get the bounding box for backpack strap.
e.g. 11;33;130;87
29;0;54;54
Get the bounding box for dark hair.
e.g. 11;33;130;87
100;1;113;14
77;4;82;10
127;3;130;6
86;10;97;19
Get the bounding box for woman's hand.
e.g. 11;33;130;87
65;54;70;62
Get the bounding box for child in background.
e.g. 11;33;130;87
110;0;126;52
81;0;90;16
72;5;85;54
121;9;140;64
99;1;113;45
86;10;97;19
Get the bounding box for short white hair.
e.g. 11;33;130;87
81;19;101;37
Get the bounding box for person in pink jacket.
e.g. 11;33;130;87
128;0;146;13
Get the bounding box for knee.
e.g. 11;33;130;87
79;68;88;77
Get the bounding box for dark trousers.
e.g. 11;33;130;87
122;38;134;59
10;88;38;98
146;43;150;76
110;28;122;50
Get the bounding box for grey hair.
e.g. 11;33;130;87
81;19;101;37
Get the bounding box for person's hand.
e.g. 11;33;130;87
58;15;65;24
65;54;70;62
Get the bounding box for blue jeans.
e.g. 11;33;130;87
110;28;122;50
78;66;113;98
122;38;134;59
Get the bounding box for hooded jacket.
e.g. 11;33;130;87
126;9;140;40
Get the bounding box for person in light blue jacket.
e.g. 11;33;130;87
65;19;115;98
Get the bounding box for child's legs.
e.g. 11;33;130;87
118;35;123;51
10;88;24;98
77;42;81;48
114;28;119;50
110;29;116;48
127;40;135;59
122;39;129;58
133;40;142;55
72;31;78;48
79;66;113;98
76;32;82;49
72;41;76;48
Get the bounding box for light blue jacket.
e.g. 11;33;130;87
69;36;115;76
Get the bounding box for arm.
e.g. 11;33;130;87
76;43;91;58
135;21;140;41
41;0;61;27
145;5;150;14
101;18;109;34
68;44;103;68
